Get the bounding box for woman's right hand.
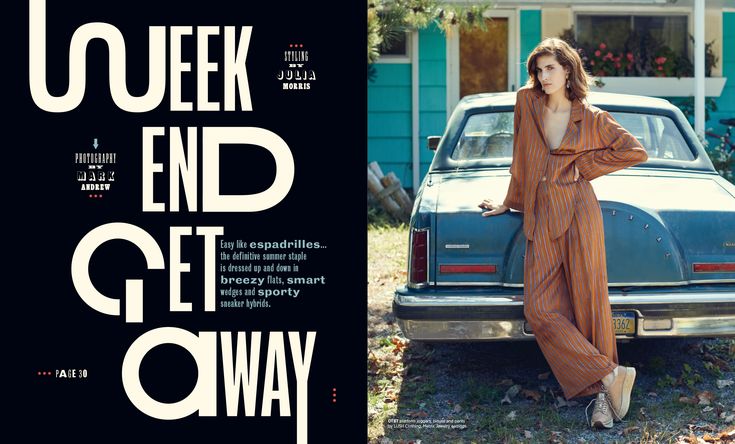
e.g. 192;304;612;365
478;199;509;217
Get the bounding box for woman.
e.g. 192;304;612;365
478;37;648;430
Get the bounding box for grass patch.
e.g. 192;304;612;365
400;378;436;409
463;379;503;406
647;355;667;375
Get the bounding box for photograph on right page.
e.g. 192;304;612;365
368;1;735;442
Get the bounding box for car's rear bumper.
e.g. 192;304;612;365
393;286;735;341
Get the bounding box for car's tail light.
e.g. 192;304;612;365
439;264;497;273
693;263;735;273
409;229;429;286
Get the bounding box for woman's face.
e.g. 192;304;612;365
535;54;568;96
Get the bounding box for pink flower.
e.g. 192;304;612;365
606;52;613;58
614;56;621;62
655;56;667;65
626;53;634;61
590;60;596;66
657;65;663;71
599;42;607;50
615;63;621;68
595;50;601;57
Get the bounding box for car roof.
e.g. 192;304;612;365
459;90;676;112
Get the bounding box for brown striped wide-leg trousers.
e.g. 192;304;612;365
523;179;619;400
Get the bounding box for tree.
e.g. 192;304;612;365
368;0;494;65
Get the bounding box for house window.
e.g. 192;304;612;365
378;31;411;62
380;32;407;55
577;14;687;57
575;14;690;77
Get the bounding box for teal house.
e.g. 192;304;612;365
367;0;734;193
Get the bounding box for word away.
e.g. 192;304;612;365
123;329;315;442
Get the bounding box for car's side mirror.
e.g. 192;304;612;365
427;136;440;151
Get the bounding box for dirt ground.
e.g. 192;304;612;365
368;223;735;444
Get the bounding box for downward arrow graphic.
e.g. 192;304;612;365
93;138;98;149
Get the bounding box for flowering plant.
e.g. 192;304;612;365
652;46;677;77
558;27;718;78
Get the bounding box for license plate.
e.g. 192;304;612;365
613;311;636;335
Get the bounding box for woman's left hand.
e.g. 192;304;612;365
574;164;580;182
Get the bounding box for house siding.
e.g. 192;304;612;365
707;11;734;148
367;62;412;183
520;9;542;88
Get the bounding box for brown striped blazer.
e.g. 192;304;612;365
503;86;649;241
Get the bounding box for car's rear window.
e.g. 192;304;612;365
450;112;695;162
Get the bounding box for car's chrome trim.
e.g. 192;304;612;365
444;244;470;249
433;279;735;287
690;278;735;283
395;292;734;306
396;316;735;341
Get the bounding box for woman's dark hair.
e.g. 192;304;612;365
525;37;593;102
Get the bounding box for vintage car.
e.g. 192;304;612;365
393;90;735;341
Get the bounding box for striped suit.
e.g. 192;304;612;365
503;86;648;399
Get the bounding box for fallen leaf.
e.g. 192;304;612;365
506;384;521;398
499;379;514;386
453;403;462;413
506;410;516;420
703;433;717;442
538;372;550;380
718;427;735;440
554;396;568;409
521;389;542;402
703;406;714;413
623;426;640;436
648;392;659;397
724;414;735;423
524;430;532;438
704;352;732;371
500;395;512;405
679;396;699;405
686;342;704;354
697;391;716;405
638;407;648;420
717;379;734;389
390;336;407;353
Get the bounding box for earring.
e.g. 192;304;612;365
566;78;570;89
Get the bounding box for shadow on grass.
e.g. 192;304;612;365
372;337;733;443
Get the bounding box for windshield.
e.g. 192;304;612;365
450;111;695;162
